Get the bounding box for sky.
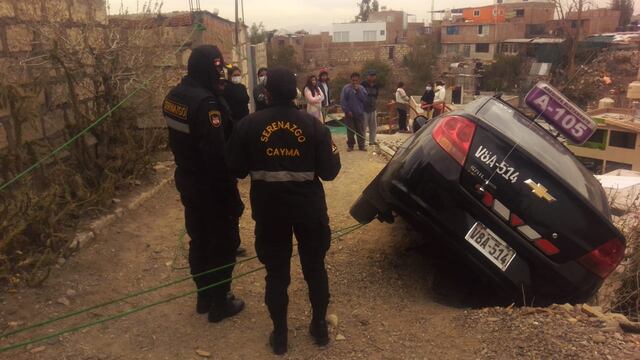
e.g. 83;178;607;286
110;0;640;33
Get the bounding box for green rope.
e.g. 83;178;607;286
1;224;362;339
0;223;364;353
0;266;265;354
0;23;202;192
331;120;395;157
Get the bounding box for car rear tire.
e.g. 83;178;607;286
350;195;379;224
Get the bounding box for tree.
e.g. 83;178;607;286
402;35;440;93
267;45;300;72
480;55;525;92
610;0;635;27
550;0;593;77
356;0;379;22
249;22;266;44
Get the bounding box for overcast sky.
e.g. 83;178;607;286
110;0;639;33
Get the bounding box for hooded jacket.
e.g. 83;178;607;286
162;45;234;185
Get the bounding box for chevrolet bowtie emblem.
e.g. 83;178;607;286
524;179;557;203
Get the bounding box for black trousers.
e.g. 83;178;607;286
397;108;408;131
255;219;331;331
175;169;243;302
345;114;366;149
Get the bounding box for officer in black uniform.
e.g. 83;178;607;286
162;45;245;323
226;67;341;355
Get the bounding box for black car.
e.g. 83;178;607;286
351;96;625;304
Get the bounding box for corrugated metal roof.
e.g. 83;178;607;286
530;38;565;44
503;38;533;43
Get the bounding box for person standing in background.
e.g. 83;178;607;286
361;70;379;146
253;67;269;111
318;70;331;122
395;82;410;133
420;82;435;119
433;80;447;117
340;72;368;151
224;66;250;124
304;75;325;122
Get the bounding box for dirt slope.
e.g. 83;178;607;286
1;135;639;360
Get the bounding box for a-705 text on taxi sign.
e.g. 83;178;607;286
525;81;597;145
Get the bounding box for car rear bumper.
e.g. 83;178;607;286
361;141;602;303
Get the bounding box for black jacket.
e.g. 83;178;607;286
421;89;435;105
226;104;341;222
224;82;250;122
253;83;268;111
361;80;379;113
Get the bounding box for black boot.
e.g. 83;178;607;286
196;292;212;314
269;329;288;355
208;294;245;323
309;319;329;346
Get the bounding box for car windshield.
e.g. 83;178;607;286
476;98;609;213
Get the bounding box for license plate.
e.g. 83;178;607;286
465;222;516;271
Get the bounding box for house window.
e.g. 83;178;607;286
605;160;633;173
380;30;385;36
475;43;490;53
446;26;459;35
515;9;525;17
478;25;489;35
278;39;285;46
333;31;349;42
579;129;608;150
363;30;377;41
609;130;637;149
388;46;395;60
473;10;480;16
576;156;604;174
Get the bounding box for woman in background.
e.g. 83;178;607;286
224;66;250;123
420;82;435;119
303;75;325;122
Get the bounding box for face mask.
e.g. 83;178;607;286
231;76;242;84
258;76;267;84
426;86;432;91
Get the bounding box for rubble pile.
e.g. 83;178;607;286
461;304;640;359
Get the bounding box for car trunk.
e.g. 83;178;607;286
459;98;622;264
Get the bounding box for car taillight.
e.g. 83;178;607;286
578;239;625;279
432;116;477;166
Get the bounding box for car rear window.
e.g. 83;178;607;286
476;99;609;213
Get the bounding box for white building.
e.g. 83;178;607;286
331;22;387;43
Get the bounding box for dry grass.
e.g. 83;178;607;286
0;5;178;288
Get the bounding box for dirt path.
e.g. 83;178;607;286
1;135;639;359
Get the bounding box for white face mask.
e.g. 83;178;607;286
258;76;267;84
231;76;242;84
426;86;432;91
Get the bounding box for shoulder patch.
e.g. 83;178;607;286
331;140;339;154
163;98;188;120
209;110;222;127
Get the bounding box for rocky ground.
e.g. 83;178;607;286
0;134;639;359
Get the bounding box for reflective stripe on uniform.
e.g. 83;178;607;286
164;116;190;134
250;170;315;182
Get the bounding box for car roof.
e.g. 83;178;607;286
468;97;609;215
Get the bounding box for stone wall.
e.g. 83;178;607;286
0;0;108;156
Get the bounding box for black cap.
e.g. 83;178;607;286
367;69;377;76
187;45;224;91
266;67;297;104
